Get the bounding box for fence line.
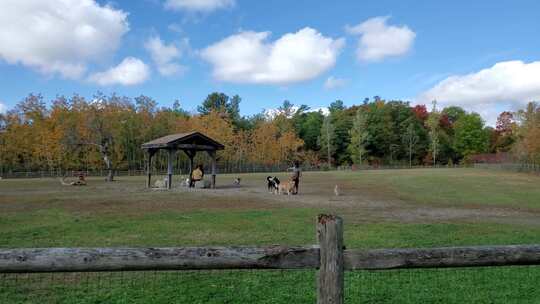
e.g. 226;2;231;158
0;164;471;179
1;215;540;303
474;162;540;173
0;165;299;179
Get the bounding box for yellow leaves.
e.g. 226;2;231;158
514;102;540;163
249;120;303;165
1;101;305;171
522;126;540;161
191;111;233;143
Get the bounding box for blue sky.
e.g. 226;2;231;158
1;0;539;124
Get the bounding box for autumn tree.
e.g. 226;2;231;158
412;104;428;123
492;111;517;152
249;120;303;166
515;102;540;163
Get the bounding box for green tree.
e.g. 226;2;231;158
296;111;324;151
198;92;229;115
329;100;345;113
453;113;490;158
442;106;466;125
427;101;441;165
348;108;369;165
198;92;243;129
330;107;354;164
318;115;336;166
278;100;296;117
402;120;420;167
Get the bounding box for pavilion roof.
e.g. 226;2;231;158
141;131;224;150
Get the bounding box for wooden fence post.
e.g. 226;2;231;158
317;214;344;304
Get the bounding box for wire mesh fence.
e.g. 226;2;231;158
346;266;540;304
474;163;540;174
0;270;316;304
1;266;539;303
0;164;470;179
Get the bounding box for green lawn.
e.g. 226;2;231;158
1;168;539;303
337;168;540;209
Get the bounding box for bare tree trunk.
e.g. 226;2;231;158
409;143;412;167
433;144;437;166
99;142;114;182
326;122;332;168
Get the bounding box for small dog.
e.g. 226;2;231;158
233;177;241;186
266;176;280;193
180;178;190;187
278;179;295;195
154;177;168;189
334;185;340;196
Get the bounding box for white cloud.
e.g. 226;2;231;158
168;23;183;33
201;28;345;85
0;102;6;114
324;76;348;90
164;0;234;12
346;16;415;62
144;36;185;76
0;0;129;79
417;60;540;125
88;57;150;86
264;106;329;119
309;107;330;116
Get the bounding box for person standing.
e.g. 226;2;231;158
291;161;301;195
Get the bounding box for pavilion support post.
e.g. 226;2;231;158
208;150;217;189
146;149;156;188
167;149;174;189
185;150;196;186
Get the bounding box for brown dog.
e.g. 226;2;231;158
278;180;295;195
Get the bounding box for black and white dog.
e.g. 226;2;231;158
266;176;280;193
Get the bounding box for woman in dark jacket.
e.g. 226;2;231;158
291;161;301;194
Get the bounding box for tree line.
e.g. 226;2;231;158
0;92;538;176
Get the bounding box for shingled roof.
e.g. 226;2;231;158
141;131;224;150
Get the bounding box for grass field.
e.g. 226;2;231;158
1;168;540;303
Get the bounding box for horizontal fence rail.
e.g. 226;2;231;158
344;245;540;270
0;246;319;273
2;245;540;274
2;215;539;303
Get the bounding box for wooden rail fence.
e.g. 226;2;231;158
1;215;540;303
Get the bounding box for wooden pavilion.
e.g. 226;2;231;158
141;132;224;189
